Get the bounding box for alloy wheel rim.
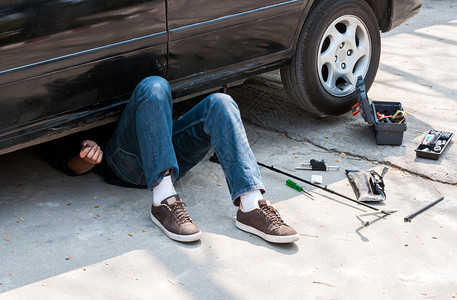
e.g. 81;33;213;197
317;15;371;97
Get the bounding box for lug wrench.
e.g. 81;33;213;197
258;162;397;226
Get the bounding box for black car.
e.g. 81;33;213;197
0;0;422;154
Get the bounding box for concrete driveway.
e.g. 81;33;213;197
1;0;456;299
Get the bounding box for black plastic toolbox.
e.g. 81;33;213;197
415;130;453;160
354;77;407;145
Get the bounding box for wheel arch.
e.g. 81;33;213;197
364;0;392;32
292;0;391;49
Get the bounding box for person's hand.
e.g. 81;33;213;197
79;140;103;165
67;140;103;175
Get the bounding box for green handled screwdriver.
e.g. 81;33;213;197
286;179;313;198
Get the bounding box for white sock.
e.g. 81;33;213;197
152;175;177;205
240;189;263;211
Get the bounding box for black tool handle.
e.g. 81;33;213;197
310;159;327;171
404;196;445;222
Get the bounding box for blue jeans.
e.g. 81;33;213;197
105;76;264;203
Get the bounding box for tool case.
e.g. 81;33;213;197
415;130;453;160
353;76;406;145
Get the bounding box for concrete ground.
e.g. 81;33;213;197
1;0;456;299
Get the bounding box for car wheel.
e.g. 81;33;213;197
281;0;381;116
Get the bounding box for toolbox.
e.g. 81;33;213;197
353;76;407;145
415;130;453;160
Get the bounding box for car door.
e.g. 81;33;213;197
0;0;167;153
166;0;305;96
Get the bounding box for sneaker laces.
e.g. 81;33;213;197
259;202;286;226
169;200;193;225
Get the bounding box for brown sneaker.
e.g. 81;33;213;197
150;195;202;242
236;199;299;243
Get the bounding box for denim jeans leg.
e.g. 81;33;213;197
172;93;264;204
105;76;179;188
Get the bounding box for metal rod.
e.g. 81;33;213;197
404;196;445;222
257;162;380;211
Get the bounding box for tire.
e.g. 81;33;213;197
281;0;381;116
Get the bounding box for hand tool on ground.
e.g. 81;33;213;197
295;159;339;171
404;196;445;222
286;179;313;199
258;162;397;226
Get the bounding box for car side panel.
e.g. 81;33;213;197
167;0;306;91
0;0;167;152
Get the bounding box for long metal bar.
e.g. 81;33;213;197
404;196;445;222
258;162;379;211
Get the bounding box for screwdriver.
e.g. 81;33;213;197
286;179;313;199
